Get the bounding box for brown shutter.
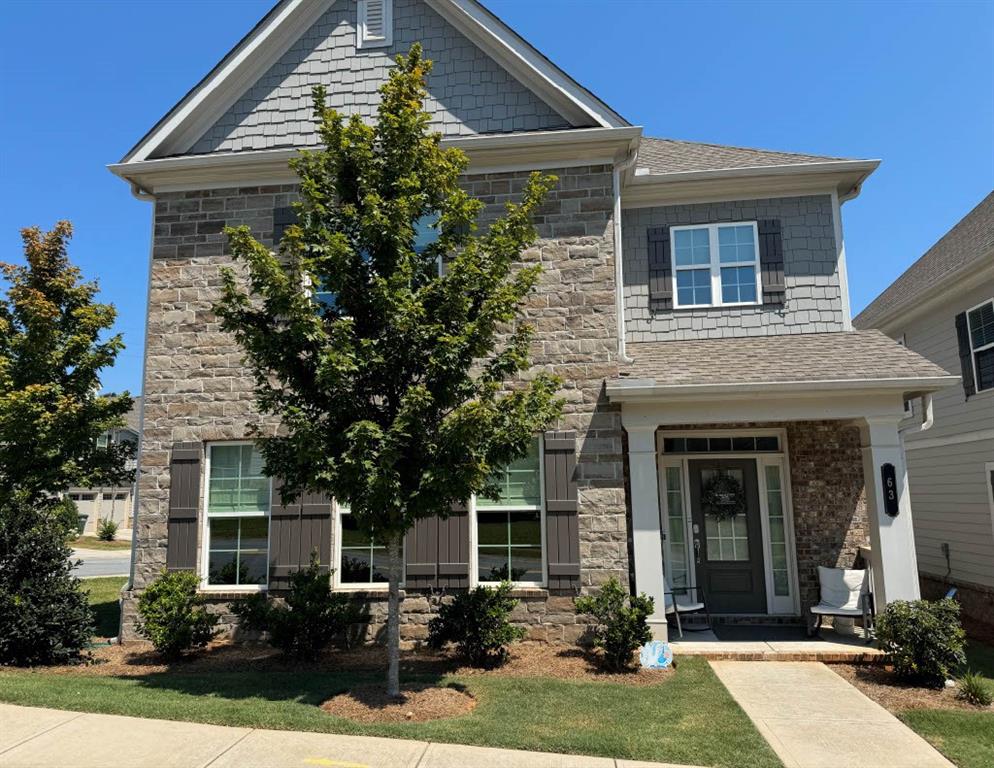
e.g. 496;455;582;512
647;226;672;311
955;312;976;398
758;219;785;304
404;516;438;588
273;206;298;246
404;501;470;590
268;482;332;590
166;442;201;572
543;430;580;591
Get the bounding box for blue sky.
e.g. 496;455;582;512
2;0;992;395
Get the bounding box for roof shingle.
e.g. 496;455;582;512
636;136;854;176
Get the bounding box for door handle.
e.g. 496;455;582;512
694;538;701;564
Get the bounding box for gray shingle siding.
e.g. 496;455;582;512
189;0;572;155
621;195;846;341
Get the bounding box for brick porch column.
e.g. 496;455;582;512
858;416;921;606
624;422;668;640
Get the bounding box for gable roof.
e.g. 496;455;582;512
854;191;994;330
120;0;628;164
636;137;854;176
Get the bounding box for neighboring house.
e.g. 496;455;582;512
67;398;141;535
855;193;994;632
110;0;957;641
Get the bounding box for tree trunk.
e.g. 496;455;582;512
386;534;403;698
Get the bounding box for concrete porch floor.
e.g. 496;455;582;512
668;624;884;662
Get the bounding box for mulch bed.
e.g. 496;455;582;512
832;663;992;713
320;682;476;723
27;641;674;687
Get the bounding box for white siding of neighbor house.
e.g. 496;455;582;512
895;279;994;589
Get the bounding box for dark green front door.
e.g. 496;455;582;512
688;459;767;614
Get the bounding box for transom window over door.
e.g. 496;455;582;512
672;222;760;308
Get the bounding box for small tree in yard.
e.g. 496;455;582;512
214;45;562;696
0;223;133;665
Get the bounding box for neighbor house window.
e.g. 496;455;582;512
357;0;392;48
672;222;760;308
204;443;270;588
475;437;544;584
337;505;388;586
967;300;994;392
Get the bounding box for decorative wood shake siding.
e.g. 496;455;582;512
122;165;626;643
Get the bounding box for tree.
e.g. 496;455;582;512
214;45;563;696
0;222;133;665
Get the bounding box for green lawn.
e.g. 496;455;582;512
82;576;127;639
73;536;132;551
0;657;780;768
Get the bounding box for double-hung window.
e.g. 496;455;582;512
204;443;270;588
672;222;760;308
337;504;389;586
967;299;994;392
475;437;544;585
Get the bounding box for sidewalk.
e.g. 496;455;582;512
710;661;953;768
0;703;700;768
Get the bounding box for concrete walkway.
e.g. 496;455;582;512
0;704;699;768
710;661;953;768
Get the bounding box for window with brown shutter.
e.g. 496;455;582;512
166;442;201;572
647;226;673;311
543;430;580;591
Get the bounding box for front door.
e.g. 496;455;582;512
688;459;767;613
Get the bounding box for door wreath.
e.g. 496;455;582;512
701;473;746;520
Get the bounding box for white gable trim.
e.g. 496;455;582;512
120;0;627;165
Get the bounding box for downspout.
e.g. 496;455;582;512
613;149;638;364
919;393;934;431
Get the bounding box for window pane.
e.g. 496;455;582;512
477;437;541;508
676;269;712;306
686;437;708;452
479;549;510;582
369;551;390;583
208;551;239;585
764;464;790;597
720;266;757;303
718;225;756;263
756;436;780;451
968;302;994;349
413;213;439;255
209;517;239;551
340;549;371;582
708;437;732;452
976;347;994;392
240;516;269;550
209;444;269;514
665;466;688;593
240;553;269;585
314;289;338;313
674;228;710;266
509;547;543;582
340;514;372;547
508;511;541;545
477;512;507;545
732;437;756;451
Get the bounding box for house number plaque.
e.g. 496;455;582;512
881;463;899;517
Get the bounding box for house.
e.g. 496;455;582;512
854;193;994;633
110;0;958;642
66;398;141;535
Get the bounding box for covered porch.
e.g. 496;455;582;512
607;331;957;643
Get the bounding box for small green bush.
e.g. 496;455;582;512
135;571;220;659
574;577;654;672
96;518;119;542
875;598;966;687
957;670;993;706
428;581;525;667
232;557;359;660
52;496;80;540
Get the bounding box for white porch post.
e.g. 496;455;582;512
624;422;668;639
858;416;921;606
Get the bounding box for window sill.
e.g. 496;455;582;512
197;588;267;600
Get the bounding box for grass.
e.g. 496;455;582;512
898;640;994;768
0;657;779;768
82;576;127;639
73;536;132;551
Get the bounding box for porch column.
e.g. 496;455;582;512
858;416;921;606
624;422;668;640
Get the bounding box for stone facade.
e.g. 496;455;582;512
621;195;846;341
121;164;626;642
190;0;572;155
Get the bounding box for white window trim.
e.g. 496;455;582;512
200;441;271;593
657;428;800;616
670;221;762;309
966;297;994;394
357;0;393;49
332;500;398;591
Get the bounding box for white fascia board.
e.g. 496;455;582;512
122;0;330;163
426;0;628;129
109;126;642;194
605;375;960;403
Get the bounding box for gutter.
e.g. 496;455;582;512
613;147;638;364
629;158;881;186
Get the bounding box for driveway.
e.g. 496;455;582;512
72;548;130;578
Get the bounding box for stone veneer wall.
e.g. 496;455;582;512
121;164;627;644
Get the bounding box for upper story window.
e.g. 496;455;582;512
967;299;994;392
357;0;392;49
672;222;761;309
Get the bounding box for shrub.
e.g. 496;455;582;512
875;598;966;687
232;557;359;659
428;581;525;667
574;577;654;672
135;570;219;659
0;498;94;665
52;496;81;540
96;518;119;542
957;671;993;706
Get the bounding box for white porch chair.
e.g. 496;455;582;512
808;565;875;641
664;587;708;638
